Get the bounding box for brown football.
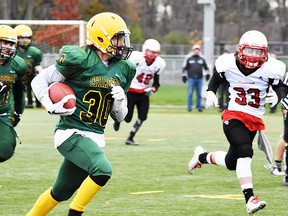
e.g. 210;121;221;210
48;82;76;109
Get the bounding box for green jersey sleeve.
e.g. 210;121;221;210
11;55;29;79
55;45;88;79
29;46;43;66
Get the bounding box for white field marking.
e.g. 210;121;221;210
130;190;164;195
185;194;244;200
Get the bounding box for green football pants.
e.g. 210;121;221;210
51;133;112;201
0;116;17;162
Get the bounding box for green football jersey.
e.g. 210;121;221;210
16;46;43;85
0;56;28;114
55;45;136;134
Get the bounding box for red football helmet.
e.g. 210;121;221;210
237;30;268;69
142;39;160;65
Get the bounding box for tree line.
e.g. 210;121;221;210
0;0;287;45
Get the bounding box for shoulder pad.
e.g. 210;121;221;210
128;51;143;64
11;55;28;77
264;57;286;80
215;53;235;73
156;56;166;69
29;46;43;56
56;45;87;66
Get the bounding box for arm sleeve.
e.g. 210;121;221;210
207;67;225;93
271;79;288;102
31;64;65;102
152;73;160;91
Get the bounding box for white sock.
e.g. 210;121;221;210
236;157;253;190
207;151;227;167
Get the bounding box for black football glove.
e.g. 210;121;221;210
182;75;187;83
12;111;21;127
205;74;210;81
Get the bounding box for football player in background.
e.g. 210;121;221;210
0;25;28;161
26;12;135;216
277;72;288;185
14;24;43;109
187;30;287;214
113;39;166;145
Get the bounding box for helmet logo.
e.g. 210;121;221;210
57;53;66;64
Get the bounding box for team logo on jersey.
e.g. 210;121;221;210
90;76;120;88
238;81;254;84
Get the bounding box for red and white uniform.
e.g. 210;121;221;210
216;53;285;118
128;51;166;93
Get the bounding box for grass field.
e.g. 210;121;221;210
1;91;287;215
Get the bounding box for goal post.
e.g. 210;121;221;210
0;20;87;53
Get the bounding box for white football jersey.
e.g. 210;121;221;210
128;51;166;92
215;53;286;118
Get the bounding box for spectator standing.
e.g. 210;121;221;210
182;45;210;112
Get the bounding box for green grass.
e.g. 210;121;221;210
150;84;187;106
0;105;287;216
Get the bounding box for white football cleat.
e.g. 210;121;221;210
271;167;285;176
246;196;266;215
187;146;206;174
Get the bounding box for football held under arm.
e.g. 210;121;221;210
31;64;69;115
31;64;65;101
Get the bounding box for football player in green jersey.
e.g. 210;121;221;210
0;25;28;162
14;24;43;109
26;12;136;216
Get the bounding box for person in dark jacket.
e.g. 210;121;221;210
182;45;210;112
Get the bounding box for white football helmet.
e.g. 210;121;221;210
142;39;161;64
237;30;268;69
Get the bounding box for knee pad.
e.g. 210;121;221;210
225;144;253;171
238;144;253;158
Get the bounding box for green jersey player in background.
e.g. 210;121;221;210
0;25;28;162
26;12;135;216
14;24;43;110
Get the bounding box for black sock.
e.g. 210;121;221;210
275;160;282;171
199;152;208;164
243;188;254;203
67;209;83;216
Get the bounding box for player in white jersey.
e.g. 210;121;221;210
187;30;287;215
113;39;166;145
